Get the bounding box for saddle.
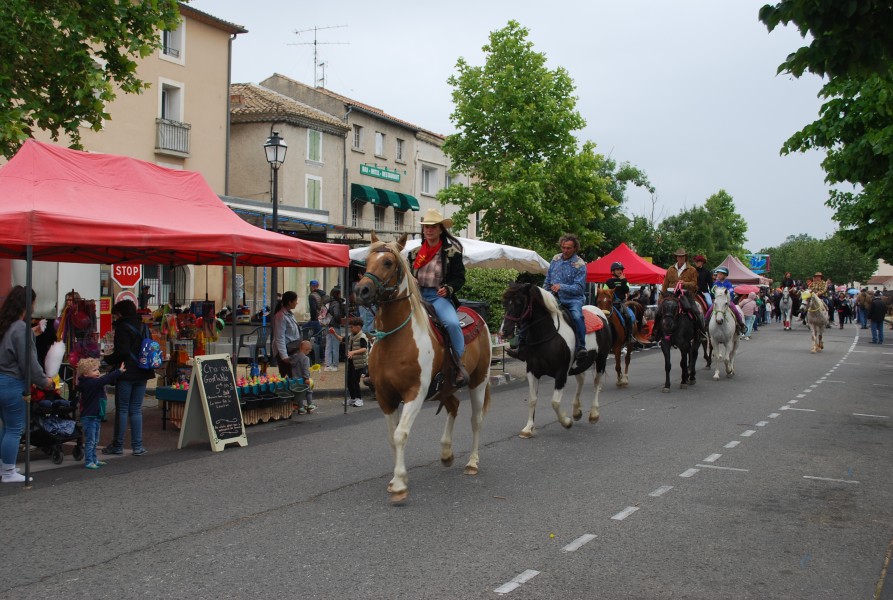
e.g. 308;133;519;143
421;303;487;347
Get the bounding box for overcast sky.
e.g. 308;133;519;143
190;0;833;252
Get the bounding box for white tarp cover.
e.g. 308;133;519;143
349;236;550;273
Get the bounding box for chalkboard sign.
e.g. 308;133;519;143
177;354;247;452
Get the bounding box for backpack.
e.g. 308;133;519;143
125;322;163;370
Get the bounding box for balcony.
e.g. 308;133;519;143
155;118;191;157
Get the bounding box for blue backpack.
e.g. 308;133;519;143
125;322;163;370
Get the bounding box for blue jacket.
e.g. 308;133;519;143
711;279;735;296
544;253;587;305
78;369;122;418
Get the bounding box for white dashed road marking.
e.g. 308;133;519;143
495;569;540;595
755;421;768;427
741;430;756;437
781;406;817;412
679;468;700;478
853;413;890;419
611;506;640;521
561;534;596;552
703;453;722;463
696;464;749;472
724;441;740;448
649;485;673;497
768;413;780;418
803;475;859;484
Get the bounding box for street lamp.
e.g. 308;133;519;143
263;131;287;309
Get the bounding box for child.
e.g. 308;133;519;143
331;317;368;407
291;340;317;415
76;358;124;469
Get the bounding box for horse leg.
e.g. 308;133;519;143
572;372;584;421
463;383;488;476
662;342;672;393
712;341;721;381
439;399;457;468
387;397;424;503
590;355;606;423
689;342;698;385
519;373;540;438
727;339;737;377
621;347;631;387
614;349;623;387
679;348;688;389
550;384;573;429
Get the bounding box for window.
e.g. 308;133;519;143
421;166;437;195
160;81;183;121
307;130;322;163
375;131;385;157
306;176;322;210
396;138;405;161
352;124;364;150
374;205;385;230
394;210;404;231
445;172;454;188
351;202;361;227
160;19;185;63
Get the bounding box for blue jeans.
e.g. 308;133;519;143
564;300;586;352
421;288;464;356
0;374;25;466
871;321;884;343
744;315;756;337
325;329;341;368
82;416;101;465
111;379;146;451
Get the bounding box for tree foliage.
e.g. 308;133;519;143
440;20;617;259
592;159;654;256
460;268;521;332
761;232;876;284
0;0;182;158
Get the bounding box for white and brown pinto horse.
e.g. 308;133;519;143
804;291;829;353
499;283;612;438
354;233;491;504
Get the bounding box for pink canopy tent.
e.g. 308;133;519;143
715;255;770;286
586;243;666;284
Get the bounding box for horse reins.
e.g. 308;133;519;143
364;245;415;340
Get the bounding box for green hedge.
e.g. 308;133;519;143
459;269;545;332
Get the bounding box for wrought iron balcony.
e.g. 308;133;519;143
155;118;191;156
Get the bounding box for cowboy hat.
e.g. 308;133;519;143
674;248;688;256
814;271;823;277
419;208;453;229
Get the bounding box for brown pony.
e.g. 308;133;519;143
354;233;492;504
594;288;649;387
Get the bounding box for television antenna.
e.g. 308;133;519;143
291;25;348;88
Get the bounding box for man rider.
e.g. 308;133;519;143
708;267;747;334
542;234;588;367
653;248;704;340
603;262;638;344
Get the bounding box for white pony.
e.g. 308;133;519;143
804;291;829;353
779;287;794;330
708;287;739;380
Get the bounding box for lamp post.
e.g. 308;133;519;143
263;131;287;310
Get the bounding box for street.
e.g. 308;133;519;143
1;321;891;599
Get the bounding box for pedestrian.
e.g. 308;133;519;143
324;287;346;371
76;358;124;469
869;292;887;344
291;340;316;414
739;292;758;340
305;280;325;340
331;317;369;406
834;292;850;329
137;285;154;311
0;286;55;483
101;300;153;457
272;291;301;378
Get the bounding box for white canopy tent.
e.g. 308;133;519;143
349;237;550;273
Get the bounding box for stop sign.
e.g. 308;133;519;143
112;264;142;288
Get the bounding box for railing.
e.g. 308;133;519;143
155;118;191;155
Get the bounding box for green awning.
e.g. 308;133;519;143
351;183;386;206
376;188;403;209
397;192;421;212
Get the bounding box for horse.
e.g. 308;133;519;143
779;287;794;330
594;288;648;387
500;283;612;438
354;233;492;503
804;292;829;353
707;287;739;380
655;292;701;392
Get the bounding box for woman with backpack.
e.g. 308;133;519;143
102;300;154;457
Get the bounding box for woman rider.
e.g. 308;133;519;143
407;208;468;388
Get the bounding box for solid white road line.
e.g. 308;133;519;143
781;406;817;412
873;383;891;387
611;506;640;520
703;453;722;463
724;441;740;448
803;475;859;484
562;534;596;553
649;485;673;497
696;464;750;472
741;430;756;437
495;569;540;594
824;380;846;383
852;413;890;419
679;468;700;478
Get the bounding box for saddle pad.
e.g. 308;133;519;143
427;306;487;347
583;310;604;333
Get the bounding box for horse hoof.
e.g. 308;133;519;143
573;409;582;421
713;374;719;381
561;418;573;429
519;430;534;439
463;465;479;476
441;455;454;468
589;414;600;424
389;490;409;504
662;387;670;393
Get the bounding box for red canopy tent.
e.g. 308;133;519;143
586;243;666;284
0;139;348;267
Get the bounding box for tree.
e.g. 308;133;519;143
0;0;181;158
440;20;616;258
592;159;654;256
761;232;876;284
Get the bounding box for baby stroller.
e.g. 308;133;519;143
23;385;84;465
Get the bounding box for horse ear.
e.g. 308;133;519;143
395;233;408;251
371;231;379;244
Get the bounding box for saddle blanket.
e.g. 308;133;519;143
583;309;604;333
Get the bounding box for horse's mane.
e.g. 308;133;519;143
371;238;430;331
533;286;562;319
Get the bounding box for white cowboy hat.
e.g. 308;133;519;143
419;208;453;229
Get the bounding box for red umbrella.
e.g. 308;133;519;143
734;284;760;295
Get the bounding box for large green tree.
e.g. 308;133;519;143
761;232;876;284
761;1;893;261
440;20;616;258
592;159;654;256
0;0;182;158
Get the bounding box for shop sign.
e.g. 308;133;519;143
360;163;401;182
112;263;142;288
115;290;137;306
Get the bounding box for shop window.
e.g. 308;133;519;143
375;132;385;157
307;130;322;163
306;176;321;210
396;138;405;161
352;124;364;150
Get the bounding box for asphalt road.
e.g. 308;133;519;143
1;321;891;599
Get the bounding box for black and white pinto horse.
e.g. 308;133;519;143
655;292;701;392
779;287;794;330
708;287;739;381
500;283;612;438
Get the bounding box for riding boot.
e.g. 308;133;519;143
506;346;526;360
451;349;469;389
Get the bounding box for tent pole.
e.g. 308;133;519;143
231;255;238;368
24;246;33;488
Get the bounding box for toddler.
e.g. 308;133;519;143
291;340;316;414
77;358;124;469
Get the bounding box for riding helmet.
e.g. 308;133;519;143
714;266;729;275
610;262;625;271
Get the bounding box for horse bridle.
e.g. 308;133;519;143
364;245;409;304
502;289;561;346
